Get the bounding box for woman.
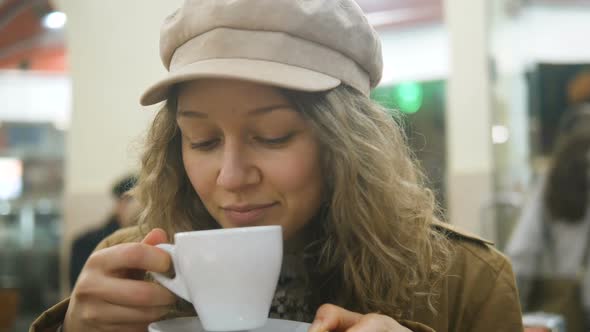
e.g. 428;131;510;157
32;0;523;331
507;116;590;332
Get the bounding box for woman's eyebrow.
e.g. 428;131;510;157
246;104;294;116
177;110;208;118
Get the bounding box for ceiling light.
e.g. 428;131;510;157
492;125;510;144
42;11;67;30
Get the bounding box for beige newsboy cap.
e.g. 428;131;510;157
140;0;383;106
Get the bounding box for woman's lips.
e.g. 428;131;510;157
221;203;277;226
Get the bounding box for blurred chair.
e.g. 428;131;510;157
0;276;19;332
523;312;566;332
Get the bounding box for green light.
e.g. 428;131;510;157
371;82;424;114
394;82;423;114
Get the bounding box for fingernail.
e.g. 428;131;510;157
308;319;324;332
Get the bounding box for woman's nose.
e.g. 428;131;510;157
216;144;261;191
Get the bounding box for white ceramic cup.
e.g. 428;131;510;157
150;226;283;331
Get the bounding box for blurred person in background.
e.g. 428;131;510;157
69;174;138;288
507;108;590;332
568;69;590;108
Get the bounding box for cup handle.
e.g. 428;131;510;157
149;243;191;303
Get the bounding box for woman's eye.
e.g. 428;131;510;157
255;133;294;147
190;139;219;151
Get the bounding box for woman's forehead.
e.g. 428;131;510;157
175;80;301;125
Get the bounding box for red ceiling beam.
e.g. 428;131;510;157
355;0;443;29
0;45;66;71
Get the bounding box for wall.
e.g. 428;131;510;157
56;0;183;293
379;23;449;84
492;4;590;73
0;71;70;128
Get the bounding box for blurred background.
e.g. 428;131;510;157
0;0;589;331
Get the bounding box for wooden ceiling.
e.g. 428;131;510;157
0;0;443;73
0;0;66;72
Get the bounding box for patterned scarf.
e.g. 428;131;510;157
269;251;316;323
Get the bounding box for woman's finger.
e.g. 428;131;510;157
86;242;171;274
309;303;363;332
76;275;176;307
78;300;170;325
101;322;152;332
100;323;151;332
348;314;405;332
309;305;407;332
141;228;168;246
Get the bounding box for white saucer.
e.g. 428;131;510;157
148;317;311;332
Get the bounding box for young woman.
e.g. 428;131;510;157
32;0;523;331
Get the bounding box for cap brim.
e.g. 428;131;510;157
140;58;341;106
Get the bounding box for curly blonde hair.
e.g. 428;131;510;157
134;84;451;319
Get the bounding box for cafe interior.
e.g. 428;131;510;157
1;0;589;331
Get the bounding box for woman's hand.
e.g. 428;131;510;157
63;229;177;332
309;304;412;332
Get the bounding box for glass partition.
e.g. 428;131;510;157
0;121;65;330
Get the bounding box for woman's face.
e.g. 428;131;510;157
176;79;324;239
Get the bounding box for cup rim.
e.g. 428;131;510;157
174;225;282;240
